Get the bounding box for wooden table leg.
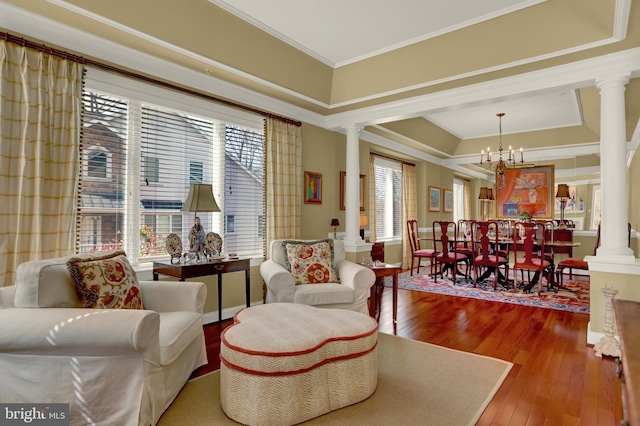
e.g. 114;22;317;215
392;270;398;334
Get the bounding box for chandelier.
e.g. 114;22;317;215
480;113;524;175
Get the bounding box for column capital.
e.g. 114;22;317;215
342;124;363;133
595;74;630;90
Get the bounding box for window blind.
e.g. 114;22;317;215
373;157;403;240
78;68;265;264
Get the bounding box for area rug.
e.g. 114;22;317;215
158;332;512;426
386;270;590;313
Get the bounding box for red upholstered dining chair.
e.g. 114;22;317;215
432;221;469;283
554;222;628;287
406;220;437;276
512;221;554;295
472;221;510;289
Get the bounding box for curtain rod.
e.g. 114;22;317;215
371;152;415;167
1;31;302;127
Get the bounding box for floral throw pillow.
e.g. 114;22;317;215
284;239;339;285
66;250;144;309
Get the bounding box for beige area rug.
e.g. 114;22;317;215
158;333;512;426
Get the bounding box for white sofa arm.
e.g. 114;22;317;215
138;280;206;313
0;287;15;308
260;260;295;303
0;308;160;362
336;261;376;292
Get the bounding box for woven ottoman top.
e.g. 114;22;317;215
221;303;378;375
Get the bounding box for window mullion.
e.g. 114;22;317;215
126;100;142;265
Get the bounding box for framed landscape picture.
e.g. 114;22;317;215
443;189;453;213
428;186;441;212
304;171;322;204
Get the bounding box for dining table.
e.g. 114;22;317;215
472;238;581;291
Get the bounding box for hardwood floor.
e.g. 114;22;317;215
195;286;623;425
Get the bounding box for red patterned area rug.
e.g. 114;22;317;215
385;271;590;313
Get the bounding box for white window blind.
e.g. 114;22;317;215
78;69;265;264
373;157;403;240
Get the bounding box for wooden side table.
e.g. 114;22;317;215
369;263;400;334
153;258;251;323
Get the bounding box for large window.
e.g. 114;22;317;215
453;178;465;223
373;156;403;241
78;69;265;264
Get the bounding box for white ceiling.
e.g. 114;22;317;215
211;0;580;140
211;0;544;67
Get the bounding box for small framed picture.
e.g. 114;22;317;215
429;186;441;212
444;189;453;213
304;171;322;204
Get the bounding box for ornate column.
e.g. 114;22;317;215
343;125;363;246
594;75;634;261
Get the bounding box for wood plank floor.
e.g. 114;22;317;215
195;286;622;425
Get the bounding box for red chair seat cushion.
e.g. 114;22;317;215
474;255;506;264
557;258;588;270
437;253;467;262
414;249;435;257
515;258;550;269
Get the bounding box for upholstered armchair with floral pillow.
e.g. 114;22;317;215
0;250;207;426
260;239;375;314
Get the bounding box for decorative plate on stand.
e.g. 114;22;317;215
205;232;223;256
165;233;183;263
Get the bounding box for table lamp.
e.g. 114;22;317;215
555;184;571;229
181;184;220;254
330;218;340;239
359;214;368;240
478;187;494;222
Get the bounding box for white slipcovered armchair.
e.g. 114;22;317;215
260;239;375;314
0;255;208;426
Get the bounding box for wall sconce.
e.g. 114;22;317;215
330;218;340;239
478;187;494;222
359;215;369;240
555;183;571;229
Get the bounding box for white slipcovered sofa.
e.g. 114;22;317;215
0;255;208;426
260;239;375;314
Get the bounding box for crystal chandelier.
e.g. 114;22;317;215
480;113;524;175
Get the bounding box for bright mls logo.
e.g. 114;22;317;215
0;404;69;425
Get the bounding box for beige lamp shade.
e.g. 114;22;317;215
181;184;221;213
359;215;369;227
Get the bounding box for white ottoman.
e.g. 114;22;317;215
220;303;378;425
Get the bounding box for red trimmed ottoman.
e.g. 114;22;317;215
220;303;378;425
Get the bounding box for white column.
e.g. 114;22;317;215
595;75;634;261
343;125;363;246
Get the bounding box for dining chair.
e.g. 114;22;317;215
472;221;510;289
512;221;554;295
456;219;476;267
432;221;469;283
406;220;437;276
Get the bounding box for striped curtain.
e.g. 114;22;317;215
264;117;302;257
401;163;417;269
464;179;472;219
0;41;84;287
368;155;377;243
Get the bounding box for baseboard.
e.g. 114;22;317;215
202;301;264;325
586;321;620;346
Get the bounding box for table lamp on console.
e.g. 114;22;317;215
555;184;571;230
181;183;220;255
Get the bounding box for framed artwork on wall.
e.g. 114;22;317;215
304;171;322;204
554;184;584;212
495;165;554;219
339;171;365;211
443;189;453;213
428;186;441;212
